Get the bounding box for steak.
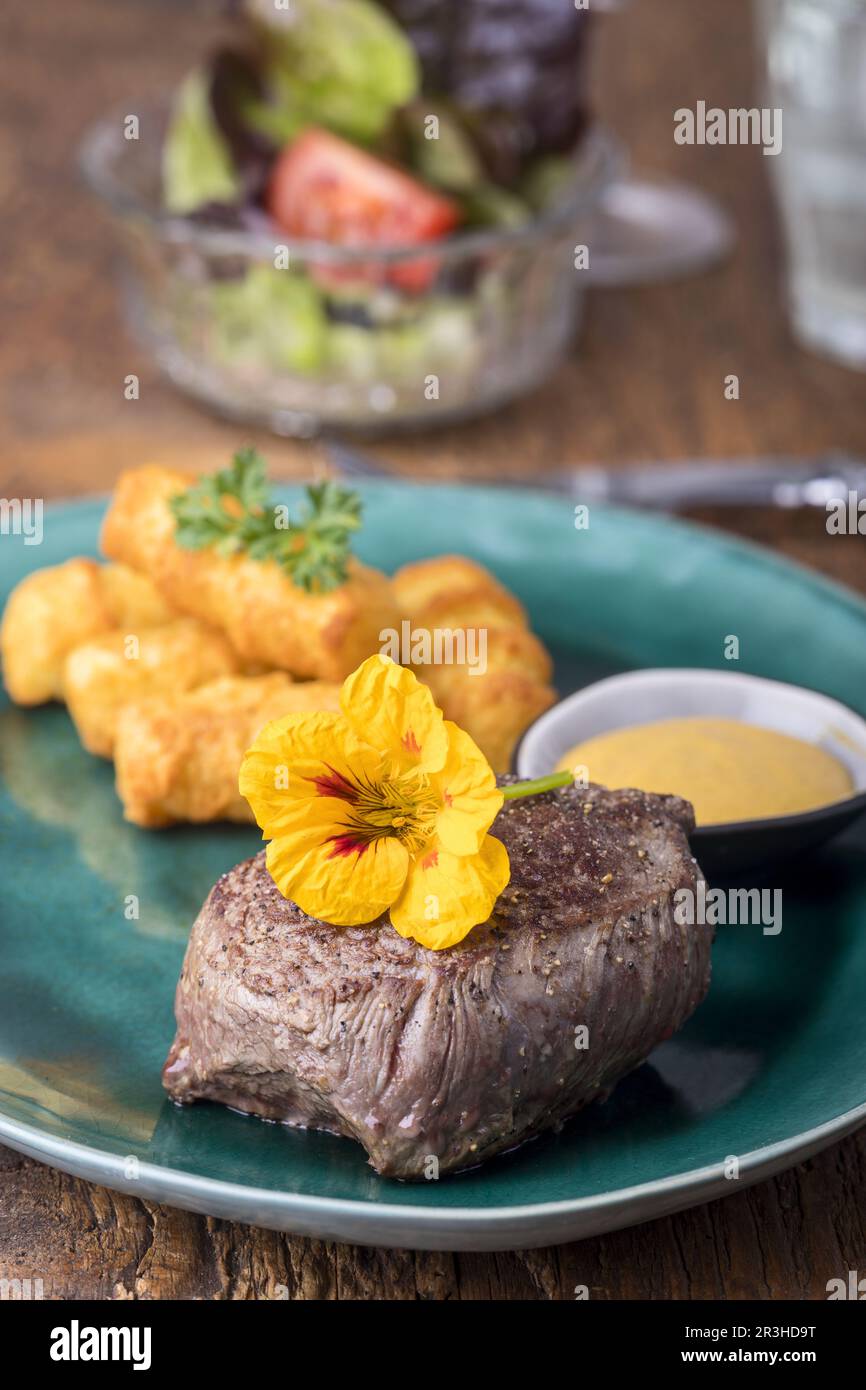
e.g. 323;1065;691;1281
163;781;712;1178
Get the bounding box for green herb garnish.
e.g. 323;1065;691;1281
169;447;363;594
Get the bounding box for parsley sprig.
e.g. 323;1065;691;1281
169;448;363;594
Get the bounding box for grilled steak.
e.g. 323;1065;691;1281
163;781;712;1178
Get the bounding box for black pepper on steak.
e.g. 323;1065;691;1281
163;780;712;1178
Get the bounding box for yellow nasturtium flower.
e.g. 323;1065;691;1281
239;654;510;949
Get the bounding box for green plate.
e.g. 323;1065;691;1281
2;483;865;1251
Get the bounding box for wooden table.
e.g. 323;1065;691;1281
1;0;864;1300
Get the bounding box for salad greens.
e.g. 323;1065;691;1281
163;70;241;214
161;0;584;230
207;267;481;386
327;300;480;384
155;0;592;420
241;0;418;146
211;268;328;375
398;105;484;194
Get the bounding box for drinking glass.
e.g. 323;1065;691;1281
756;0;866;369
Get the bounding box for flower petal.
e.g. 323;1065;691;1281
265;797;410;926
239;709;383;836
431;721;503;856
340;654;448;775
390;835;511;950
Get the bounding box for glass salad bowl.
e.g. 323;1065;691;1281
80;105;619;435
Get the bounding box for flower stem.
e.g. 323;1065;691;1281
502;770;574;800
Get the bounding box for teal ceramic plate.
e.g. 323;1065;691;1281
2;484;866;1251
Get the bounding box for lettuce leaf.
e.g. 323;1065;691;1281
242;0;418;145
163;69;242;214
210;266;327;374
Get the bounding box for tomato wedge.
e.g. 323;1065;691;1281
266;128;461;292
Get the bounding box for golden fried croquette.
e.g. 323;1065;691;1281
100;465;400;681
1;559;110;704
0;558;176;706
99;562;176;629
114;673;342;827
64;618;240;758
434;670;556;773
390;555;527;629
392;555;556;773
428;625;553;695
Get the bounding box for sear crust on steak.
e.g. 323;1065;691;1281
163;781;712;1178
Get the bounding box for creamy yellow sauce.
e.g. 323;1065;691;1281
556;717;853;826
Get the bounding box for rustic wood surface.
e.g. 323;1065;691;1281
1;0;864;1300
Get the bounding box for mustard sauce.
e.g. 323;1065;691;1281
555;717;853;826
